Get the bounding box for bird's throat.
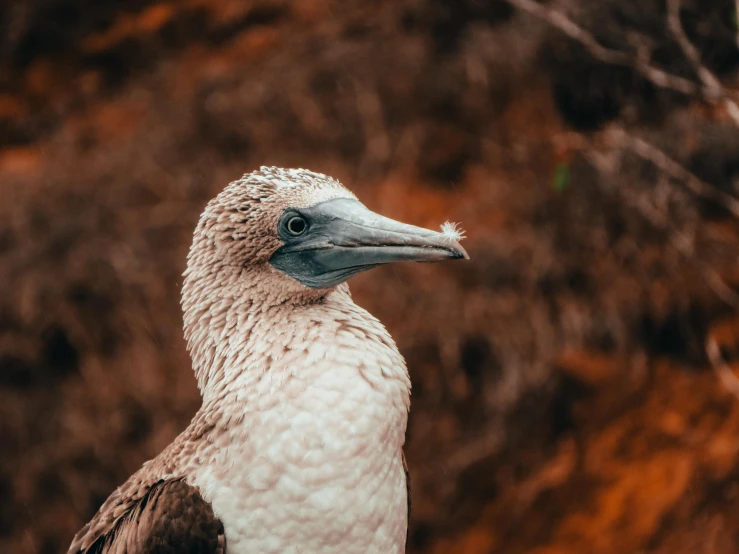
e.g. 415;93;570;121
188;285;411;426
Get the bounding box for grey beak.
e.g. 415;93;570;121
269;198;468;289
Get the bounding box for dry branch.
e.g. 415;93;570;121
505;0;699;95
588;145;739;313
607;128;739;221
506;0;739;125
666;0;739;125
585;127;739;311
707;334;739;399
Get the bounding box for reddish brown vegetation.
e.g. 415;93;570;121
2;1;739;553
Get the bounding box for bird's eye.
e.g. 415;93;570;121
286;215;308;236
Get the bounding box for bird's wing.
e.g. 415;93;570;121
68;477;225;554
403;449;411;549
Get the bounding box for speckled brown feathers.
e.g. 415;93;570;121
68;415;223;554
74;479;225;554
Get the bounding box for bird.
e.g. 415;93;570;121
68;167;468;554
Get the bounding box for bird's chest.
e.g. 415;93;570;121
193;361;410;554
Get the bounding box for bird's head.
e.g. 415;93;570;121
182;167;468;396
184;167;468;307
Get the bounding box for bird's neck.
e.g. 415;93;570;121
182;274;411;426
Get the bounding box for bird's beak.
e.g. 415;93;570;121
269;198;469;289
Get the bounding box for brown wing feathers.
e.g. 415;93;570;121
72;479;225;554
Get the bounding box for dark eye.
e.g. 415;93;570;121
286;215;308;236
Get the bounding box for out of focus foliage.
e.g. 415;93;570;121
2;1;739;553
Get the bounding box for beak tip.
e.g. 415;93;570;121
450;241;469;260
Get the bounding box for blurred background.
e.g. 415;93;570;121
2;0;739;552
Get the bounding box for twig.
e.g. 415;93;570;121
667;0;723;94
505;0;699;96
707;334;739;398
607;128;739;221
666;0;739;125
585;133;739;311
506;0;739;125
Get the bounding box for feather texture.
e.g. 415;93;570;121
69;168;414;554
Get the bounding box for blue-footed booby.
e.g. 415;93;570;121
68;167;468;554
